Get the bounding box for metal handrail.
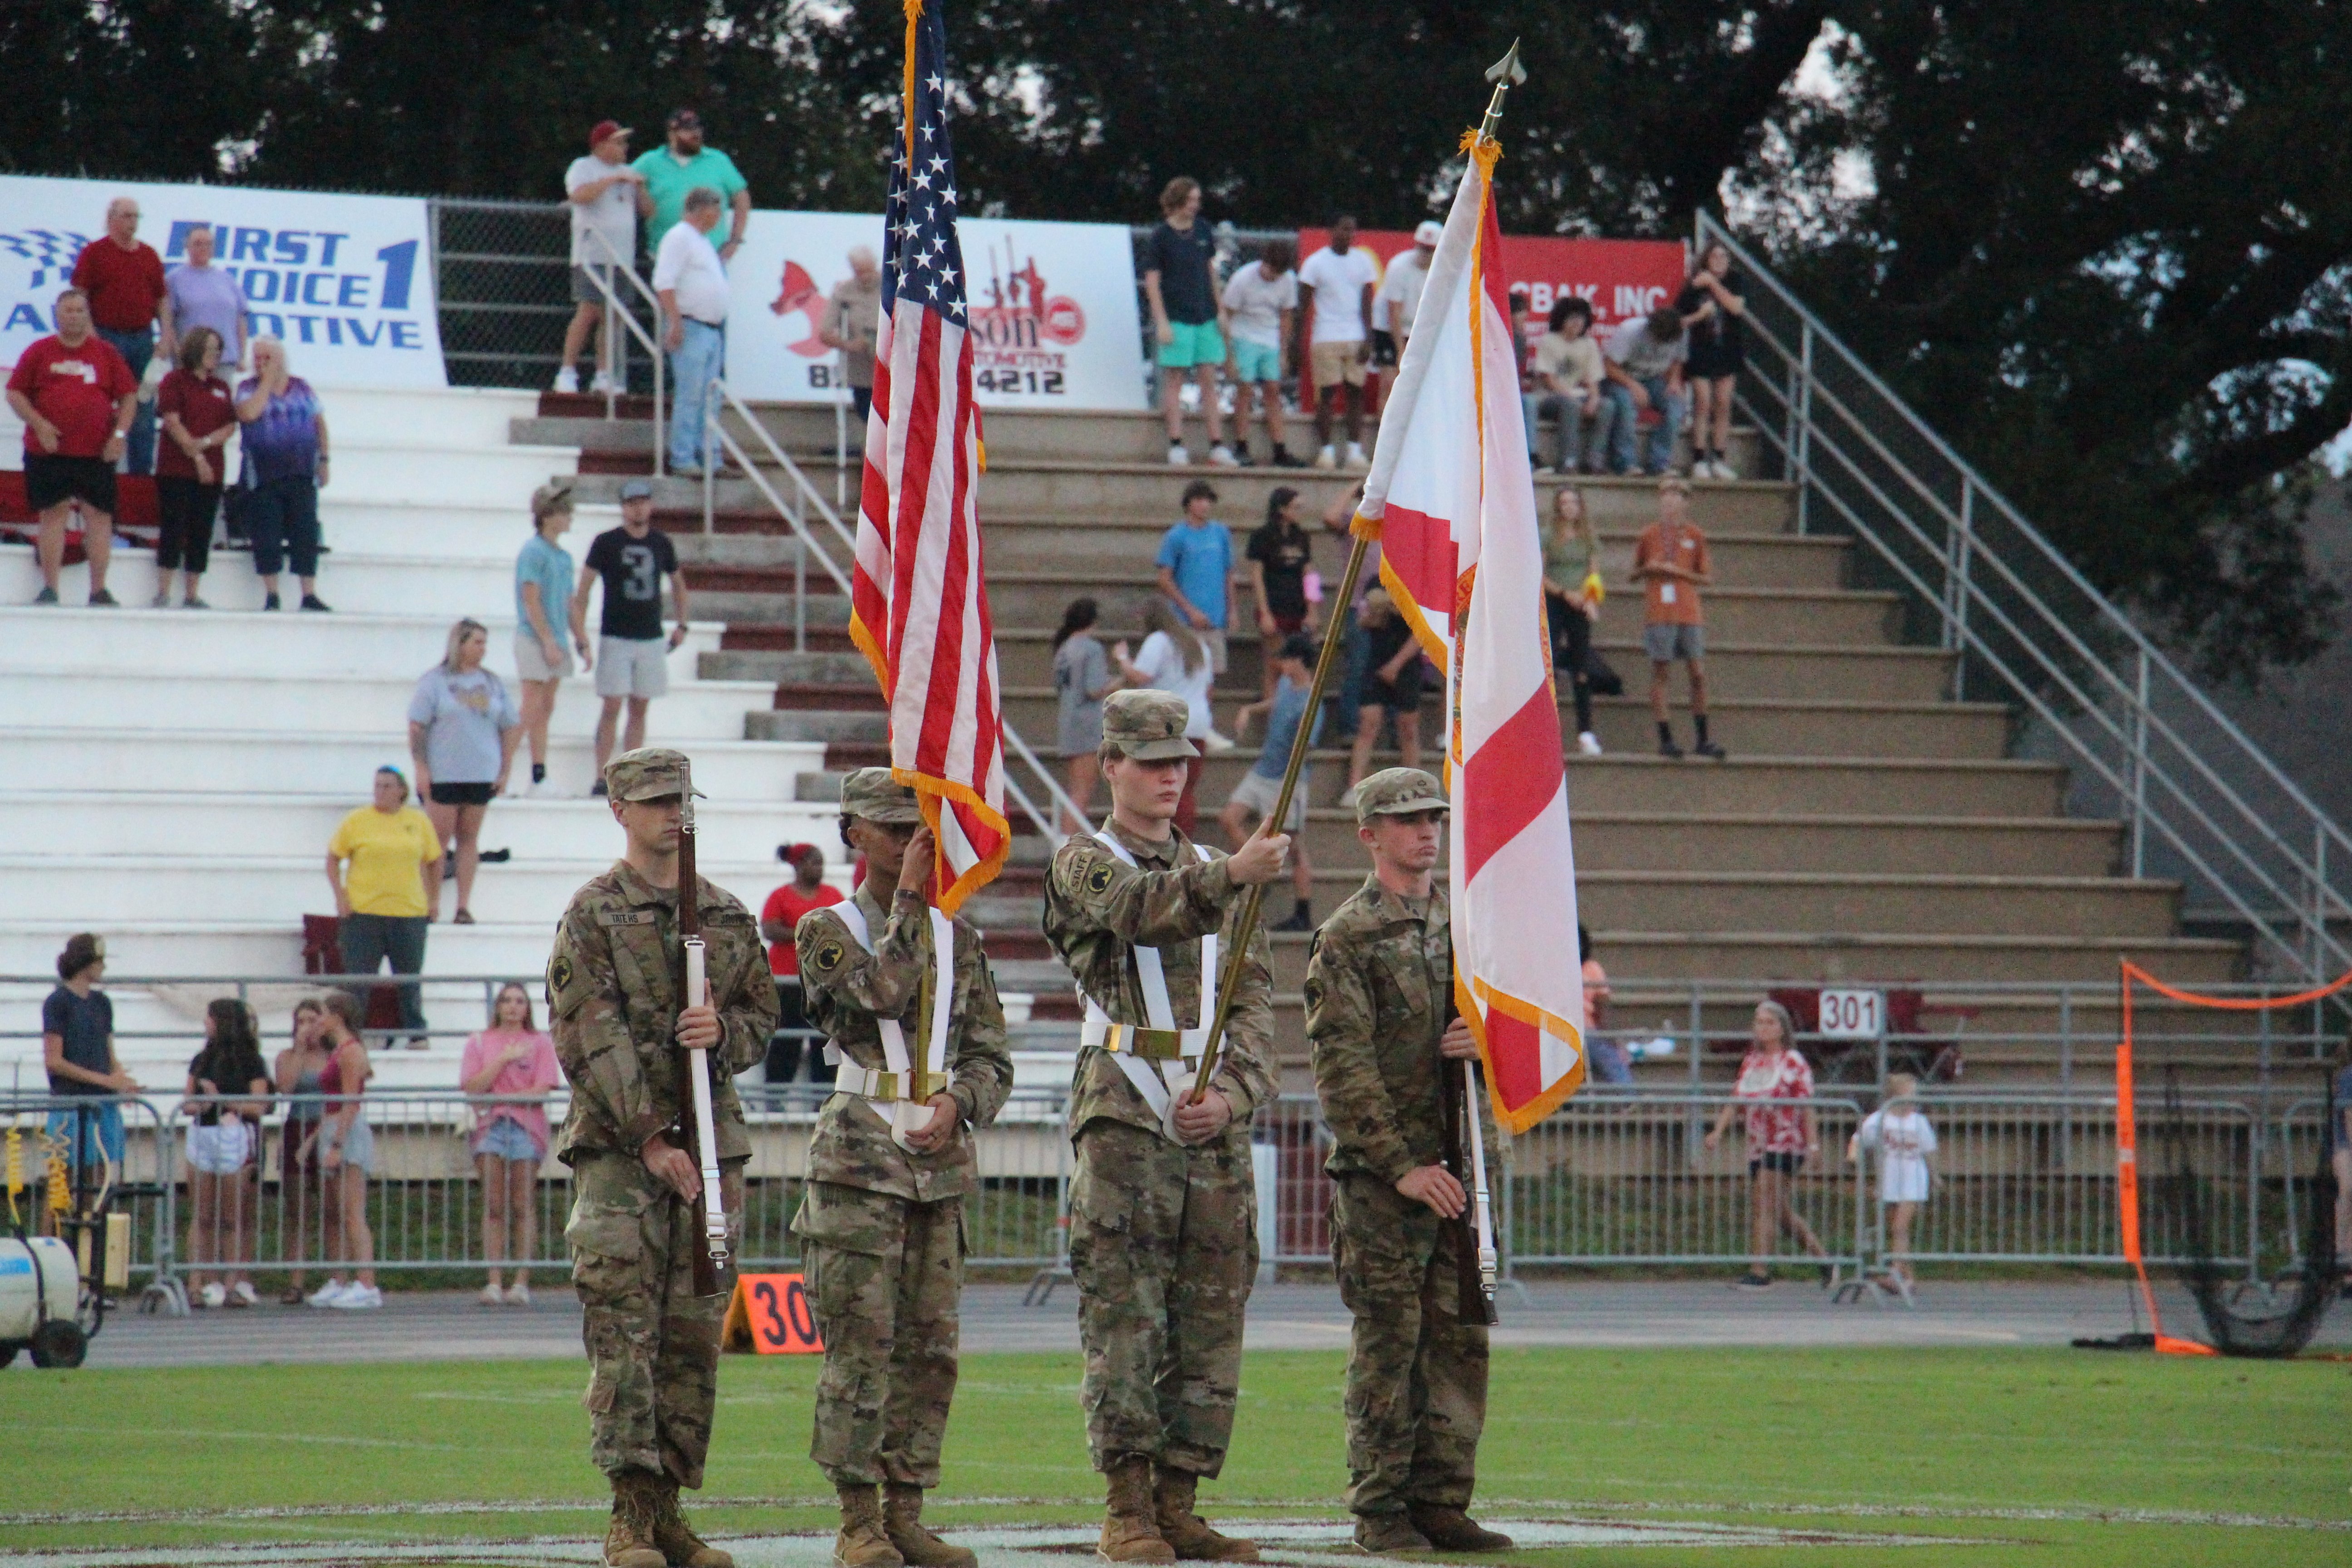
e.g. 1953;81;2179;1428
1700;211;2352;980
582;230;665;471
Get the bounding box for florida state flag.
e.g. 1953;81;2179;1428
1355;131;1586;1131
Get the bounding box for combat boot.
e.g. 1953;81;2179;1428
1098;1455;1178;1564
884;1481;978;1568
835;1484;906;1568
603;1470;668;1568
1152;1465;1260;1562
1350;1513;1431;1555
650;1478;735;1567
1406;1505;1513;1553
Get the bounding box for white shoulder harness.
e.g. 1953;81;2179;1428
823;899;957;1152
1078;829;1221;1142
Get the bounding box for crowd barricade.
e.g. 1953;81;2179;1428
0;1093;178;1318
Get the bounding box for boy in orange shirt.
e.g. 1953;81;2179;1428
1630;476;1725;759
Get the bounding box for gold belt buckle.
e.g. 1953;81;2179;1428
902;1067;935;1103
867;1069;902;1100
1107;1023;1186;1060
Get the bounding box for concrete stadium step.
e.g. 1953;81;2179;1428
7;666;773;739
313;497;577;559
1589;929;2244;985
1;791;840;867
1;543;531;619
0;920;552;983
306;386;542;447
0;729;823;801
326;438;579;510
1381;811;2117;877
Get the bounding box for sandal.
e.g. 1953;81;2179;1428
453;908;476;925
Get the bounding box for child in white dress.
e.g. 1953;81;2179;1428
1847;1072;1937;1289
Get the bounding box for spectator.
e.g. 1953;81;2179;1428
408;619;522;925
7;288;137;606
1847;1072;1937;1292
40;934;138;1225
1578;923;1629;1085
326;767;440;1041
1343;588;1425;805
1219;634;1322;931
1377;220;1442;354
557;119;651;395
273;998;332;1303
1155;478;1237;685
1704;1000;1831;1291
1677;241;1748;479
303;990;380;1310
818;245;883;423
1297;216;1379;470
1114;599;1217;833
654;186;732;477
633;108;750;258
2331;1035;2352;1300
1318;483;1376;742
183;997;269;1309
161;224;246;376
1220;237;1301;467
573;479;689;785
759;843;845;1085
1599;305;1689;476
1144;176;1233;467
515;482;583;797
1631;476;1724;759
461;982;564;1305
1542;485;1605;755
153;326;236;609
1052;598;1116;833
1529;296;1612;475
234;336;332;612
1245;486;1315;707
70;196;166;475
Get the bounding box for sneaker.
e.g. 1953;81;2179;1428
479;1283;505;1307
1714;456;1740;480
306;1279;351;1308
1339;782;1361;809
1344;441;1370;468
1658;735;1686;760
1207;443;1239;467
333;1283;383;1310
589;369;618;395
672;463;704;479
552;367;580;394
1271;448;1308;468
590;780;609;798
1230;446;1256;467
200;1281;226;1309
477;847;512;863
182;596;210;609
1694;740;1728;760
150;591;172;608
1200;729;1237;755
264;593;282;611
31;587;59;605
1577;731;1604;756
1167;443;1191;466
1314;445;1338;470
299;594;332;612
1271;908;1312;933
1732;1272;1774;1292
88;588;119;607
504;1281;533;1306
229;1280;259;1308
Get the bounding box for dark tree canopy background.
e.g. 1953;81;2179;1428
4;0;2346;677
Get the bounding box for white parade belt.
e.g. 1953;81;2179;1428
1082;830;1220;1141
820;900;955;1152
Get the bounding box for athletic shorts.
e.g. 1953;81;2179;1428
514;634;575;681
1367;657;1424;714
472;1116;544;1164
1310;339;1368;392
186;1118;255;1176
1231;339;1283;384
1749;1150;1803;1176
1158;319;1225;370
572;264;617;305
25;454;118;514
1201;625;1229;676
1644;622;1705;663
430;780;496;806
595;634;670;699
1225;768;1307;832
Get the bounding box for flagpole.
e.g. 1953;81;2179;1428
1185;38;1529;1108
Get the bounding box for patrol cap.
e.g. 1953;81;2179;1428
1354;766;1448;825
603;746;705;802
840;766;923;825
1102;688;1198;761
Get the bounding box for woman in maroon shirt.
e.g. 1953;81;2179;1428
155;326;237;608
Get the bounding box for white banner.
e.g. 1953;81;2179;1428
0;175;446;389
723;209;1144;410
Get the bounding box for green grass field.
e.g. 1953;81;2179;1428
4;1348;2346;1566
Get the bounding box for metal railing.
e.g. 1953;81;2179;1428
1700;211;2352;984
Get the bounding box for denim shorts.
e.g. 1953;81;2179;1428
46;1101;124;1167
472;1116;543;1163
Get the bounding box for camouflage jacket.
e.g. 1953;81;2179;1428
1305;875;1500;1184
547;859;777;1165
795;880;1014;1201
1042;820;1276;1144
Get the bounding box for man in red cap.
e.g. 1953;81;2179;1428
558;119;652;395
760;841;845;1084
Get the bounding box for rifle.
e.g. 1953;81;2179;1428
676;760;729;1298
1440;956;1499;1325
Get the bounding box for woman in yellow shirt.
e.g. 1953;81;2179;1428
324;767;441;1047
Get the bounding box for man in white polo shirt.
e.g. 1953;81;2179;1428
653;186;731;477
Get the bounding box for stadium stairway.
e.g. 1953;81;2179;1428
522;397;2253;1088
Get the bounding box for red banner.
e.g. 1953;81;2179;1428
1295;228;1687;338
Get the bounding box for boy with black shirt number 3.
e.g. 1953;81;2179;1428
574;478;691;789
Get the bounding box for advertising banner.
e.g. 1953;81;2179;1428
1298;227;1687;340
0;175;445;388
725;209;1144;409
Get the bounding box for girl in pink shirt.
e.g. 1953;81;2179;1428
461;982;564;1304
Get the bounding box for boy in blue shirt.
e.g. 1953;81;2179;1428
1222;635;1323;929
1155;479;1235;674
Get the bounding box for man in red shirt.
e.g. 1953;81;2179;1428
6;289;139;606
759;841;845;1085
70;196;167;476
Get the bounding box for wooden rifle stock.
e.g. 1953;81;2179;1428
1441;956;1499;1326
675;767;726;1298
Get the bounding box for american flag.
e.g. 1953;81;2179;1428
850;0;1010;913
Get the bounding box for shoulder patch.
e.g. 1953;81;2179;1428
548;953;573;995
811;939;847;975
1085;861;1115;895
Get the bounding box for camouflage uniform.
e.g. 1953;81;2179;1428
1304;769;1502;1530
792;774;1013;1494
548;751;777;1503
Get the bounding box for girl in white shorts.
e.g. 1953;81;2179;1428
184;999;271;1308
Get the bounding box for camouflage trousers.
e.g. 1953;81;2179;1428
1331;1172;1489;1516
566;1151;745;1488
1068;1118;1257;1477
794;1181;965;1488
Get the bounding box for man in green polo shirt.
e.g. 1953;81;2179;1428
633;108;751;257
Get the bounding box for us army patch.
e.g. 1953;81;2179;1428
1085;862;1114;895
598;909;659;928
812;940;846;974
549;954;573;993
